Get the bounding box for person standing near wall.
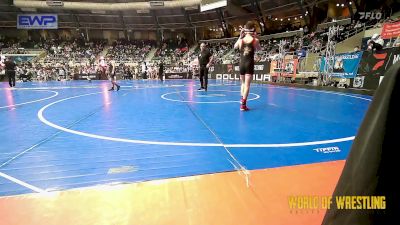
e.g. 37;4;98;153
197;43;213;91
4;57;16;88
159;60;164;81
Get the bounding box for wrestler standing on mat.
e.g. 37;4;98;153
108;63;120;91
234;21;261;111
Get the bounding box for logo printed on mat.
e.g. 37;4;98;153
313;146;341;154
108;166;137;174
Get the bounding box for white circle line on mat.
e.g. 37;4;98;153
161;90;260;104
38;90;363;148
0;90;59;109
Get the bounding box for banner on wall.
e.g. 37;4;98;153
269;56;299;80
282;58;298;77
320;52;363;79
353;76;365;88
358;48;400;77
74;74;99;80
5;55;36;63
208;62;271;81
17;14;58;29
165;72;191;79
270;60;278;74
355;48;400;89
381;21;400;39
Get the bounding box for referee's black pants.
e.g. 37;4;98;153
199;66;208;90
6;70;16;87
159;70;163;81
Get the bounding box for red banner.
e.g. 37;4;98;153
381;21;400;39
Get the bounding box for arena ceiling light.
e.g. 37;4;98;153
46;0;64;7
149;1;164;7
184;6;198;10
91;10;106;14
200;0;227;12
20;7;37;11
137;9;150;14
13;0;201;11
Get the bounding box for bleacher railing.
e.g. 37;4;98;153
200;29;304;43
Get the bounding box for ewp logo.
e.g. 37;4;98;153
17;14;58;29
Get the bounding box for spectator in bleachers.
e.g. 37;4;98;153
393;36;400;48
158;60;164;81
141;62;148;79
297;47;307;71
107;39;154;64
367;34;384;51
0;54;5;72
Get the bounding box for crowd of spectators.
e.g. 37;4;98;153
0;40;28;54
42;39;106;66
153;37;190;65
107;39;155;64
1;11;398;82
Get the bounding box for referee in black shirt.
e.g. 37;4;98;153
198;43;213;91
4;57;16;88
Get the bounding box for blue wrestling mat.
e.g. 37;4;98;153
0;80;371;196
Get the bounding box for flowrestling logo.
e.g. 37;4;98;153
358;12;382;20
313;146;341;154
17;14;58;29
